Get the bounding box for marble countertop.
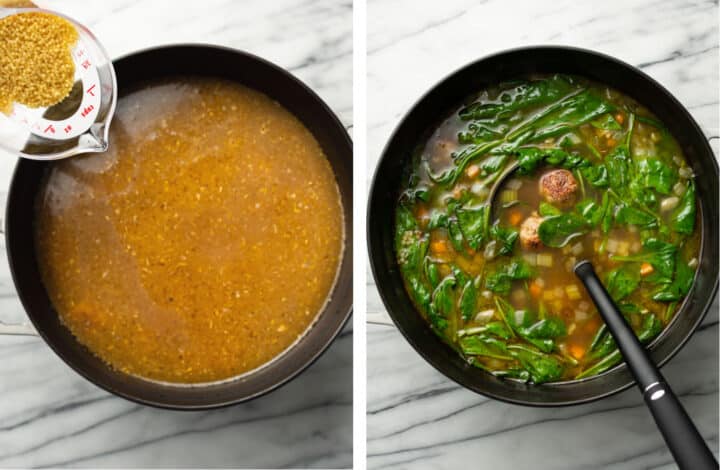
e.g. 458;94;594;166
0;0;352;468
366;0;718;469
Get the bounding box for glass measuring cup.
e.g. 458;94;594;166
0;8;116;160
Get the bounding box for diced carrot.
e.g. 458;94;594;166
431;240;448;254
569;344;586;359
640;262;654;276
466;164;480;179
509;210;523;226
606;137;617;147
416;206;429;220
615;113;625;124
529;280;542;299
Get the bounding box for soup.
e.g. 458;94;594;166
395;74;700;383
36;78;344;383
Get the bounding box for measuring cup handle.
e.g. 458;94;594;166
0;190;38;337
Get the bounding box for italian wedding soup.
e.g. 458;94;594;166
395;74;700;383
36;78;344;383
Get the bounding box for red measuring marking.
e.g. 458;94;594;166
81;59;91;70
86;84;97;97
63;125;72;134
44;124;55;134
80;104;94;117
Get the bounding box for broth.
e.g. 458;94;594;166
395;74;700;383
36;78;344;383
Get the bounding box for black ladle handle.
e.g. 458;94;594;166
574;261;717;470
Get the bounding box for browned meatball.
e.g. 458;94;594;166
520;214;544;249
539;169;578;204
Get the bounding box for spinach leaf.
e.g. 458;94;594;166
612;238;676;283
614;204;657;228
539;201;562;217
460;335;512;360
605;146;632;194
447;220;465;251
605;113;635;195
406;275;432;315
428;275;456;330
459;75;574;121
432;275;456;316
460;321;513;340
458;280;478;321
456;204;488;250
537;213;589;247
652;254;694;302
576;199;603;226
427;211;449;229
576;349;622;379
670;180;696;234
485;259;533;294
423;257;440;288
606;264;641;301
508;90;615;143
591;113;621;130
508;344;564;384
636;159;677;195
581;164;610;187
490;224;519;255
638;313;663;341
515;147;590;175
514;317;567;353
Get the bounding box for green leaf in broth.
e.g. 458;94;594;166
614;204;658;228
591;113;622;130
605;146;633;194
580;163;610;187
480;154;509;174
635;159;677;195
537;213;590;248
490;224;519;255
652;253;694;302
447;220;465;251
455;204;488;250
515;147;590;175
507;344;564;384
459;335;512;360
670;180;696;234
485;259;533;294
576;349;622;379
539;201;563;217
423;257;440;288
612;238;676;283
427;211;449;229
406;274;432;314
458;280;477;321
606;264;641;301
458;75;575;121
432;275;457;317
518;317;567;339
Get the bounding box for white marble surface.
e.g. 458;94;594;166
0;0;352;468
366;0;718;469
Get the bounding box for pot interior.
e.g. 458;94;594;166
6;45;353;409
368;46;718;405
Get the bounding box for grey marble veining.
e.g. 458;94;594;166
0;0;352;467
366;0;718;468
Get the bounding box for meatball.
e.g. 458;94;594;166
539;169;578;204
520;214;544;250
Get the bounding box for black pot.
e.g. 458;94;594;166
367;46;718;406
5;45;353;409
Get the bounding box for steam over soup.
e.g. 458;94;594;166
36;78;344;383
395;74;700;383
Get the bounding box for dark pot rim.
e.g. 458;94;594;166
6;44;353;410
367;45;718;406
